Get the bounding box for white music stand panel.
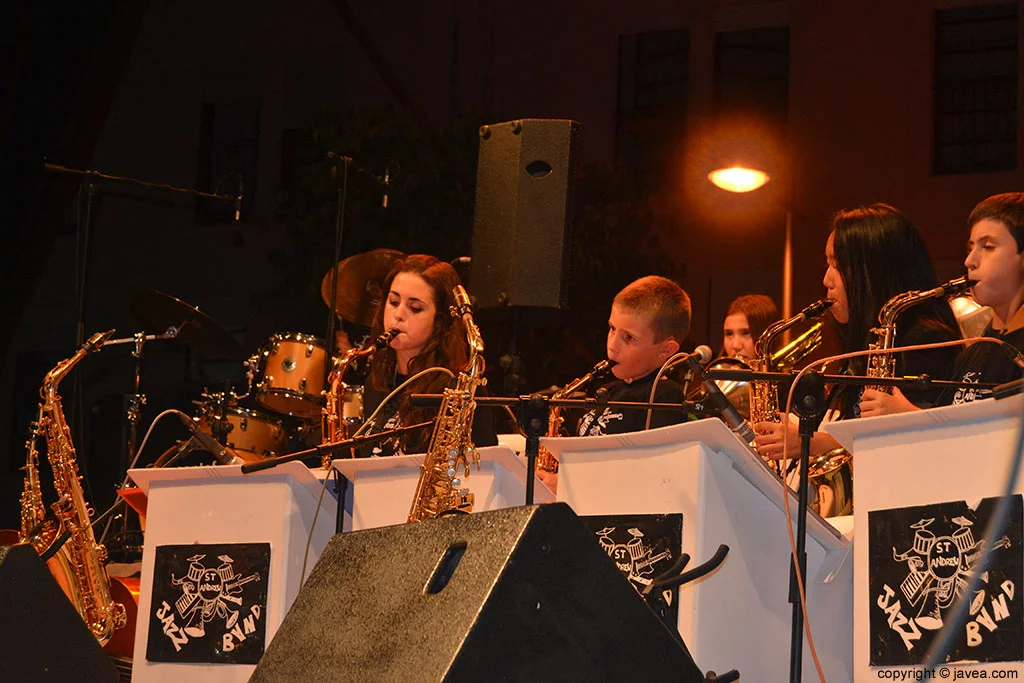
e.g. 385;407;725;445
331;445;555;531
543;419;853;683
825;394;1024;681
127;462;336;683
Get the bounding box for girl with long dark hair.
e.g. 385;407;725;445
753;203;961;459
360;254;495;456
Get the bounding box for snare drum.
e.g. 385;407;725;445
198;405;287;459
256;332;328;417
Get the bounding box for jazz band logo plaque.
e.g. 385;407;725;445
146;542;271;664
868;496;1023;666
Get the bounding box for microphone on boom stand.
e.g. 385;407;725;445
685;346;756;442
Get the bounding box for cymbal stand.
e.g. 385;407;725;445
97;327;178;549
324;154;352;387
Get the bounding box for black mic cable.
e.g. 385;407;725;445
645;346;713;430
686;347;756;443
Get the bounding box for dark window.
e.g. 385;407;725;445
933;2;1018;175
616;28;690;190
714;27;790;128
195;100;260;223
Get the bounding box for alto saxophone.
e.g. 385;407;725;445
20;404;56;551
536;359;617;473
407;286;487;522
320;329;398;467
866;276;973;392
750;299;835;447
750;300;855;516
37;330;126;644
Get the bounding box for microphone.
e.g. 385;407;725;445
176;413;242;465
381;167;390;208
686;345;756;442
999;341;1024;370
450;256;471;267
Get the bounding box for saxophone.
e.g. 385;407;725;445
749;300;856;516
866;276;973;392
37;329;126;644
20;404;55;551
536;359;617;473
320;329;398;467
750;299;835;435
407;286;487;522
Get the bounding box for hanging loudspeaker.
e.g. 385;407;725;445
470;119;579;310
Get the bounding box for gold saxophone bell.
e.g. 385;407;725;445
807;447;853;518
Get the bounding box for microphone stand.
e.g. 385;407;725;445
240;420;433;535
703;366;1000;682
44;161;239;520
787;371;827;683
706;367;1000;393
409;394;713;505
240;420;435;474
323;153;351;387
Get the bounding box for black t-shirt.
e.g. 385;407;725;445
576;370;687;437
359;374;498;457
937;324;1024;406
828;317;962;419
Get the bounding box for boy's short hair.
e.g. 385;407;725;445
613;276;691;343
968;192;1024;253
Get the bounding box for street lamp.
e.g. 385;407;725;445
707;166;770;193
707;165;792;321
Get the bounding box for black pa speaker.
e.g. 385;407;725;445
0;544;118;682
469;119;579;310
250;503;702;683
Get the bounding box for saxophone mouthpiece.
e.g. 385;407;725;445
801;299;835;319
452;285;473;316
85;329;117;352
593;359;618;374
942;276;976;296
376;329;399;348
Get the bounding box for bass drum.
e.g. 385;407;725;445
685;356;752;420
103;576;140;659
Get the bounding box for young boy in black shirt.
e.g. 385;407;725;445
577;276;692;436
859;192;1024;413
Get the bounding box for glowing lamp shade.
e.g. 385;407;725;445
707;166;770;193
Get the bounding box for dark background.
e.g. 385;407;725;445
1;0;1021;530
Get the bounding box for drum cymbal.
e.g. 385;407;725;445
320;248;405;326
129;289;244;360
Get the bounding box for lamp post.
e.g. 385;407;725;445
707;166;792;321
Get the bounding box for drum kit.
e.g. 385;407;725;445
135;248;404;466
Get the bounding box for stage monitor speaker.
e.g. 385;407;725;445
0;544;118;682
250;503;703;683
470;119;579;310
